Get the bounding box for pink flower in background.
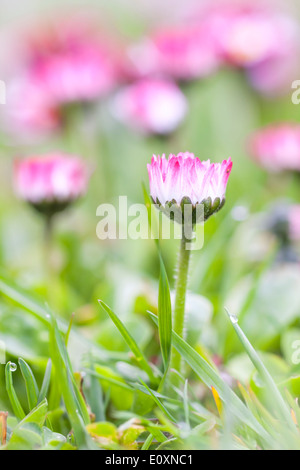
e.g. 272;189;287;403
199;2;300;96
14;153;90;210
111;79;188;135
24;22;121;105
249;125;300;172
148;153;232;219
6;76;61;134
4;17;124;135
129;23;220;81
209;5;298;68
246;45;300;96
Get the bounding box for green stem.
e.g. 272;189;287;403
43;214;56;305
170;232;191;385
44;215;54;274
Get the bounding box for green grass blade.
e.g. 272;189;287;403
142;183;159;247
19;398;48;427
141;433;154;450
139;378;176;422
50;312;90;425
148;311;273;445
98;300;156;383
225;308;297;432
158;255;172;370
183;379;190;430
85;357;105;422
85;369;134;392
0;273;50;325
0;274;127;363
18;358;39;410
47;310;93;448
5;362;26;420
143;184;172;370
65;313;75;346
38;359;52;404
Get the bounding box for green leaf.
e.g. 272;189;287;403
18;358;39;410
38;359;52;404
19;398;48;427
4;423;42;450
148;312;273;446
92;365;134;411
142;183;159;246
47;309;93;449
158;255;172;370
0;273;50;325
141;433;154;450
65;313;75;347
0;273;127;364
98;300;156;383
183;379;190;429
139;379;176;422
225;307;297;433
86;422;119;449
85;357;105;422
143;184;172;371
41;427;75;450
5;362;26;421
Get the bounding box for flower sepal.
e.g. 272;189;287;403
30;199;72;218
152;194;226;225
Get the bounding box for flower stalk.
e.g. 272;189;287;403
170;230;191;385
147;152;232;390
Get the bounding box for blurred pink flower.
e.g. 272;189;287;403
7;76;61;134
208;4;298;68
246;45;300;96
5;17;124;135
24;20;122;104
28;41;119;105
148;153;232;217
199;2;300;95
111;79;187;135
14;153;90;209
250;124;300;172
129;23;220;81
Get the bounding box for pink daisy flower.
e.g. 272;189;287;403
148;152;232;220
249;124;300;172
14;153;90;215
111;79;188;135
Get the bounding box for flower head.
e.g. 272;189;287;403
249;124;300;172
246;45;300;97
209;5;298;68
111;79;187;135
129;23;220;81
14;153;90;216
24;20;121;105
7;76;61;135
147;153;232;221
5;17;123;136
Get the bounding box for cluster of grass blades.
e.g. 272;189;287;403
0;270;300;450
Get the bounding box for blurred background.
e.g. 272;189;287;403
1;0;300;418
